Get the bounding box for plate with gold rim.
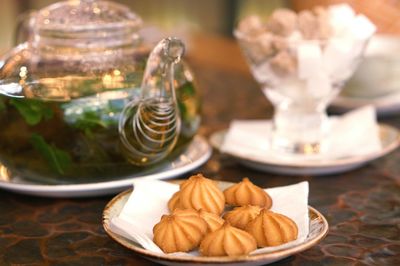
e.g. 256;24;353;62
209;124;399;176
102;181;328;266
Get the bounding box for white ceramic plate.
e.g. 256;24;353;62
0;135;211;197
209;124;399;176
331;35;400;116
103;187;328;266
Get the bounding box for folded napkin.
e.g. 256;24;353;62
110;179;309;256
221;106;381;162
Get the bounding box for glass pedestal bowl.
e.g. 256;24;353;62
235;30;370;154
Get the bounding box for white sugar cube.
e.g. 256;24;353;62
253;61;280;86
297;41;322;79
287;30;303;42
322;38;353;79
306;73;332;98
329;4;356;37
350;15;376;40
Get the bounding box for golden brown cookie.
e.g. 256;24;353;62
198;209;224;232
153;209;208;253
199;222;257;256
179;174;225;215
167;191;181;212
223;205;262;230
245;209;298;247
224;177;272;208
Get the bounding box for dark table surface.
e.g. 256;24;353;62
0;34;399;266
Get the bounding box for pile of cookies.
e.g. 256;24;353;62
152;174;298;257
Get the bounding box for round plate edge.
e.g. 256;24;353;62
102;188;329;264
209;124;400;175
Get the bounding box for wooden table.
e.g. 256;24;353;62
0;34;399;266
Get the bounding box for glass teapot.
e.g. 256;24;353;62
0;0;201;183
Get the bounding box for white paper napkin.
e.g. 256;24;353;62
220;106;381;162
109;179;309;256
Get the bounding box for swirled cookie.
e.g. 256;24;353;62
223;205;262;230
245;209;298;247
224;177;272;208
167;191;181;212
179;174;225;215
153;209;208;253
199;222;257;256
198;209;224;232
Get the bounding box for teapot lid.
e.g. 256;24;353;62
34;0;142;45
0;0;147;100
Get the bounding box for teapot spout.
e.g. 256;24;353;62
119;37;185;166
141;37;185;100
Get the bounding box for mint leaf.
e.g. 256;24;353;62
74;111;109;130
179;82;195;97
178;101;188;120
10;99;54;125
177;82;198;121
30;133;72;175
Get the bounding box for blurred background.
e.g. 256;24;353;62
0;0;285;51
1;0;400;51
